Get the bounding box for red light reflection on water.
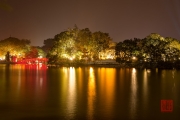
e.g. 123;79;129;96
24;64;47;90
22;64;48;105
161;100;173;112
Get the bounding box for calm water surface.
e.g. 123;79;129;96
0;64;180;120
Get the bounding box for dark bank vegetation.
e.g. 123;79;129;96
115;33;180;69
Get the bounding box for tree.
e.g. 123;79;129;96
115;38;141;62
25;46;38;59
115;33;180;63
164;38;180;61
0;37;30;58
47;30;77;64
47;26;113;64
42;38;55;54
92;31;112;60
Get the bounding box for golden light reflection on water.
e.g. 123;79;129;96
98;68;115;116
87;67;96;120
1;65;180;119
77;67;83;96
130;68;137;119
142;69;148;112
62;67;68;96
66;67;76;119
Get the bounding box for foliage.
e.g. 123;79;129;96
0;37;30;58
42;38;55;54
47;26;113;64
25;46;46;59
0;37;46;60
115;33;180;63
25;46;38;58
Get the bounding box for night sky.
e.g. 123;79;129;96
0;0;180;46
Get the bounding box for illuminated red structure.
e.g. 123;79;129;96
17;58;48;64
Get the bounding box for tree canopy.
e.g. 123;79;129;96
0;37;46;60
0;37;31;58
47;26;113;64
115;33;180;63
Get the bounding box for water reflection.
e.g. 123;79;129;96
0;64;48;119
142;69;148;112
1;65;180;119
129;68;138;119
87;67;96;120
97;68;115;117
66;67;76;119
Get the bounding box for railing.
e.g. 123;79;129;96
17;58;48;64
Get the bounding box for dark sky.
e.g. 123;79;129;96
1;0;180;46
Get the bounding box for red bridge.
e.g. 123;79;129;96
17;58;48;64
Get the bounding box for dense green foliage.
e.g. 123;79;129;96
47;26;113;64
115;33;180;63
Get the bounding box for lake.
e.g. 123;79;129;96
0;64;180;120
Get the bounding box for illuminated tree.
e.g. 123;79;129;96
0;37;30;59
116;38;141;62
25;46;38;58
25;46;46;59
92;32;112;59
164;37;180;61
76;28;92;60
47;26;113;64
47;30;77;64
37;47;46;58
142;34;166;61
115;33;180;63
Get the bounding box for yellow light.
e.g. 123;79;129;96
63;54;67;58
132;56;136;60
107;55;113;59
88;67;96;119
69;56;75;60
69;57;73;61
67;67;76;119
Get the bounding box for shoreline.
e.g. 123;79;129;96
1;61;180;69
47;63;179;69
